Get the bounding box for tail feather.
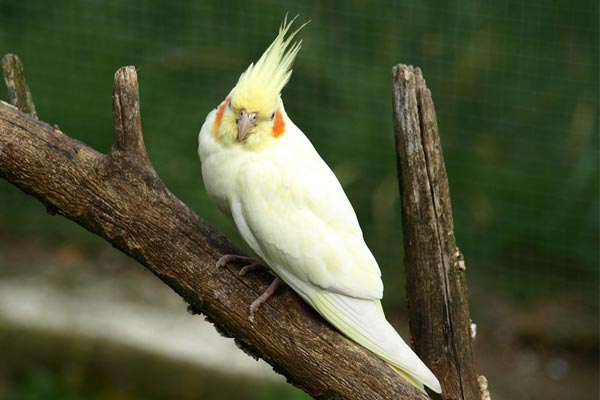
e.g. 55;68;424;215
311;291;442;394
389;363;427;394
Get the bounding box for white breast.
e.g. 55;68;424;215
198;109;246;217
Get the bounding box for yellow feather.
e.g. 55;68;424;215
388;364;427;394
232;15;308;117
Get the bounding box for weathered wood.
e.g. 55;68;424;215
1;54;37;118
392;64;481;400
0;62;430;400
111;67;147;158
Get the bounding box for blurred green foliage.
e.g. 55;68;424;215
0;0;597;307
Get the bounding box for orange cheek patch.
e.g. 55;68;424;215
212;97;230;139
272;111;285;138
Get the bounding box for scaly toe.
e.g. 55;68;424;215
216;254;256;269
239;262;263;276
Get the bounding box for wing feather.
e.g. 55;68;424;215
232;143;382;300
222;123;441;393
311;292;442;393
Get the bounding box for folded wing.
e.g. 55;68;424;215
233;147;383;300
229;137;441;393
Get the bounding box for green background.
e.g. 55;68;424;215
1;0;596;301
0;1;597;399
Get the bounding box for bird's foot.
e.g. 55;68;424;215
216;254;264;276
216;254;283;321
249;277;284;322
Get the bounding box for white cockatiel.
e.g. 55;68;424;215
198;17;441;394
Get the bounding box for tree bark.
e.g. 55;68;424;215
0;61;430;400
1;54;37;118
392;64;482;400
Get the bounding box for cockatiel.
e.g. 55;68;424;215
198;17;442;394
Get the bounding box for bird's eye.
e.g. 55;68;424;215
270;113;275;121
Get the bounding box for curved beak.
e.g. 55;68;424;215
237;109;257;142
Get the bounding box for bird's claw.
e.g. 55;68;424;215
216;254;260;269
239;262;262;276
246;277;284;322
216;255;283;321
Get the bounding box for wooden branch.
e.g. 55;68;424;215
2;54;37;118
392;64;482;400
0;61;430;399
111;67;147;158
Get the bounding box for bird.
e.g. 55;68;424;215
197;16;442;395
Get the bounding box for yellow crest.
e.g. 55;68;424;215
231;15;308;117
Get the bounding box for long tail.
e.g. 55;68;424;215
311;291;441;394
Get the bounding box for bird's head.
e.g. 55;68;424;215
212;16;307;150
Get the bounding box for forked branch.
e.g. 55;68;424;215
0;59;430;400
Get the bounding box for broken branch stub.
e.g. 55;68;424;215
1;54;37;118
392;64;482;400
111;67;148;159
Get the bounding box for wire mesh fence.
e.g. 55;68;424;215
0;0;597;306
